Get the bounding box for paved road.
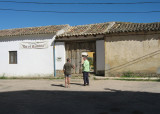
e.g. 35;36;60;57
0;79;160;114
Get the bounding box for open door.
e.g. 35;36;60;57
87;52;95;74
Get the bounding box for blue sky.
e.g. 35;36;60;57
0;0;160;30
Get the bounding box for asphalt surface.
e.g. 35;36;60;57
0;79;160;114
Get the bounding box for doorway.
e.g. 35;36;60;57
65;42;96;74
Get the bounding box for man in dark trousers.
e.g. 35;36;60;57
82;56;90;86
63;58;74;88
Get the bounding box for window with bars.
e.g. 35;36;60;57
9;51;17;64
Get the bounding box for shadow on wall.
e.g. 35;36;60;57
0;89;160;114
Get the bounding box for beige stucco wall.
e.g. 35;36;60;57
105;33;160;76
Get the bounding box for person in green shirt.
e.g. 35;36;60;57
82;56;90;86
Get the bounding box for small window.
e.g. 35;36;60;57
9;51;17;64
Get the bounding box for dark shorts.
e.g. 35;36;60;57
65;75;71;77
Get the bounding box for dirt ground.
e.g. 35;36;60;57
0;79;160;114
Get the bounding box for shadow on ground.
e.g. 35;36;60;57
70;82;84;86
51;84;65;87
51;83;84;87
0;89;160;114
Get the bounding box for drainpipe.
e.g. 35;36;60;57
51;25;70;77
54;43;56;77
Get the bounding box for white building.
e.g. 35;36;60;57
0;25;69;77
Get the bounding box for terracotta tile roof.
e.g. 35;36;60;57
108;22;160;33
57;22;160;38
1;22;160;38
0;25;69;37
57;22;110;38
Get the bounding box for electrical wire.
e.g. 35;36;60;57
0;8;160;13
0;1;159;5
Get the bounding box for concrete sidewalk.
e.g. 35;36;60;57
93;75;160;80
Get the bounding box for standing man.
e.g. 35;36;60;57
82;56;90;86
63;58;74;88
